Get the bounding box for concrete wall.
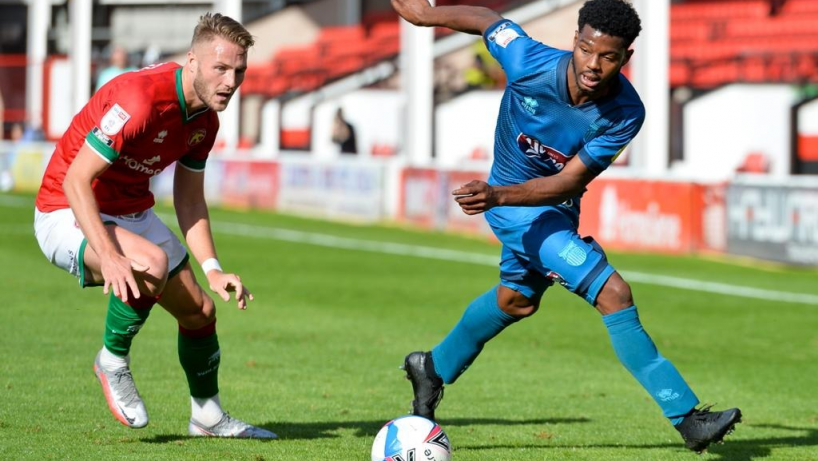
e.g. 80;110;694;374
677;84;801;180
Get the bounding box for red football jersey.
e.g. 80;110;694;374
36;62;219;215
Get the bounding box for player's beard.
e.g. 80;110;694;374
193;68;231;112
570;58;614;100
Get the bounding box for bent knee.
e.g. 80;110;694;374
500;303;539;318
137;249;169;295
595;273;634;315
497;286;540;318
176;294;217;330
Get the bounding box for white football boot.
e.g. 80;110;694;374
93;350;149;428
188;413;278;439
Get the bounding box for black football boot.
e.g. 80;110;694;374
402;351;444;421
675;405;742;453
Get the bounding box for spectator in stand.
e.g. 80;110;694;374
332;108;358;154
10;123;24;142
464;53;495;90
96;45;138;91
10;121;44;142
464;42;504;91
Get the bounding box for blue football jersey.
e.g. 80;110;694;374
483;19;645;187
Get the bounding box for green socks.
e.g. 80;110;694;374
103;293;153;357
178;324;220;399
104;293;220;400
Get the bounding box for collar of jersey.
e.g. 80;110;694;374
175;67;209;124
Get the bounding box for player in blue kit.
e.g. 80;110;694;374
392;0;741;453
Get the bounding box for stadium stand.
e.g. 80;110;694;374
670;0;818;88
0;54;27;130
242;0;519;100
243;0;525;149
245;0;818;99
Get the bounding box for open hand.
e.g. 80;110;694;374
101;253;150;303
207;271;254;310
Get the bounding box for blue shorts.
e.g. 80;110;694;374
486;205;615;306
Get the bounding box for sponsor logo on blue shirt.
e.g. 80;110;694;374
521;97;539;115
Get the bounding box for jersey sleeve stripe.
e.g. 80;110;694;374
178;156;206;171
610;145;627;162
84;133;118;163
577;148;606;175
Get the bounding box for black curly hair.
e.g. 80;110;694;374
578;0;642;48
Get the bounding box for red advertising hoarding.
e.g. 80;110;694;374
221;160;279;210
399;168;493;237
578;179;710;254
398;170;727;255
398;168;442;228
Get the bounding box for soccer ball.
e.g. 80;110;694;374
371;415;452;461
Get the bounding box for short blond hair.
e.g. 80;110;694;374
191;12;254;50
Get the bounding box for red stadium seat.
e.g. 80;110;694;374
724;15;818;39
281;129;311;149
671;0;769;21
670;20;713;42
780;0;818;15
371;143;396;157
669;61;691;87
670;0;818;88
368;22;401;61
736;152;770;174
317;25;365;44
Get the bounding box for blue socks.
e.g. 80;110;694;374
602;306;699;424
431;286;519;384
429;292;697;425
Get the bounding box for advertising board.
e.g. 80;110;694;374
277;158;385;222
726;182;818;265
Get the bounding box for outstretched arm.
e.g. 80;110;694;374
453;156;597;214
392;0;502;35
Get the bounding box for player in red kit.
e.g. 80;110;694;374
34;13;277;438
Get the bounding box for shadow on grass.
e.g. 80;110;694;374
140;417;590;443
700;424;818;461
457;423;818;460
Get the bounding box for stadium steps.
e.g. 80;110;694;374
243;0;521;102
780;0;818;15
670;0;818;88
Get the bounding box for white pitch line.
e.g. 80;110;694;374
210;221;499;266
2;200;814;306
208;220;818;307
619;272;818;306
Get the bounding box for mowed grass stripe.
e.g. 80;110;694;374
4;196;815;305
191;217;818;307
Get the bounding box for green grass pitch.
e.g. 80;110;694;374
1;193;817;461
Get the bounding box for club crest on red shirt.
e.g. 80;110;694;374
188;129;207;146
